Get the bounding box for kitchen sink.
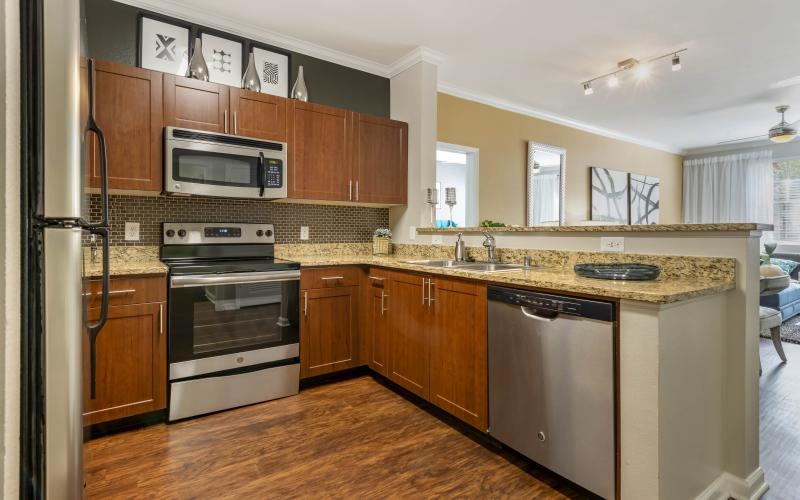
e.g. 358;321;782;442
402;259;475;268
404;260;540;273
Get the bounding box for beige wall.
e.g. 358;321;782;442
437;93;684;226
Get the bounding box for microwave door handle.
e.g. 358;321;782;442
258;152;265;197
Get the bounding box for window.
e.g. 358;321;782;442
771;159;800;243
435;143;478;228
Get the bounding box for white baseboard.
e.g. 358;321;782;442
696;468;768;500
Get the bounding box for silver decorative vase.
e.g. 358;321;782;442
187;38;209;81
242;52;260;92
291;65;308;101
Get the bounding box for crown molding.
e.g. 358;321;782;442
437;82;685;155
387;47;447;78
113;0;393;76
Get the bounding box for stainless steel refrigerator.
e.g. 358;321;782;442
21;0;110;497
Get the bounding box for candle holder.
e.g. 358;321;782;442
445;187;457;227
426;187;439;227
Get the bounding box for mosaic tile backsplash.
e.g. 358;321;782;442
89;194;390;246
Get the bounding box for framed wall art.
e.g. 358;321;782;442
630;174;660;224
200;32;243;87
138;15;190;75
250;44;290;97
590;167;630;224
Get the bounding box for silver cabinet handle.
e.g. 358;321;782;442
355;180;359;201
320;276;345;281
422;278;427;304
428;281;436;306
224;109;229;133
233;111;238;134
82;288;135;297
369;276;385;281
349;180;352;201
159;303;164;335
382;292;389;314
171;270;300;288
304;291;308;317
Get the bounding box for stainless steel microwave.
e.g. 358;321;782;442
164;126;287;199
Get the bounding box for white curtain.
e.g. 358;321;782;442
683;150;773;224
532;173;560;225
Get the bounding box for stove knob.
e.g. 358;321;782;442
256;230;264;237
165;229;175;238
265;229;273;237
177;229;187;238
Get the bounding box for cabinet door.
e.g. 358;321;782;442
88;60;163;191
163;74;229;132
289;101;352;201
429;278;488;430
229;88;288;141
300;286;359;378
387;272;431;398
354;114;408;204
366;272;391;376
83;302;166;426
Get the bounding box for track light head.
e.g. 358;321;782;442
583;82;594;96
671;54;681;72
607;75;619;88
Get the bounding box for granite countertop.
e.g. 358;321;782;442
283;254;735;304
83;246;168;278
417;223;773;234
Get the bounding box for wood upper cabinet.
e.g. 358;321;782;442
428;278;488;431
83;301;166;426
300;286;360;378
87;60;163;191
289;101;353;201
365;269;391;376
163;74;229;133
229;88;288;142
387;272;431;398
354;114;408;204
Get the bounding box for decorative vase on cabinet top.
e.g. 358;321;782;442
187;38;209;81
242;52;261;92
291;65;308;101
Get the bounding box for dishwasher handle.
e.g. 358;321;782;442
520;306;559;322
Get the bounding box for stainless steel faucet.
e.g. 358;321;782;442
454;232;466;261
481;231;497;263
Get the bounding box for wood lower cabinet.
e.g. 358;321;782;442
289;101;353;201
387;272;431;398
300;284;360;378
87;60;163;191
354;114;408;204
229;88;288;141
163;74;229;133
428;278;488;430
82;279;167;426
365;269;391;376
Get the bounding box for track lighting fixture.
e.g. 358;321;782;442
581;48;686;95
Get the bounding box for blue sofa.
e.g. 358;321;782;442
760;253;800;322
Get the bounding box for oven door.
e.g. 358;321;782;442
168;270;300;378
165;137;287;199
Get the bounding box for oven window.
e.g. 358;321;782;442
173;149;257;187
170;279;300;362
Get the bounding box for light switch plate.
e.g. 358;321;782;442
300;226;309;240
124;222;140;241
600;237;624;252
409;226;417;241
431;235;443;244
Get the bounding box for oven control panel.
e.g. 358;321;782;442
163;223;275;245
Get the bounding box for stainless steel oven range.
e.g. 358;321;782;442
161;222;300;421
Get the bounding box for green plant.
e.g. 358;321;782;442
373;228;392;238
763;242;778;264
480;219;506;228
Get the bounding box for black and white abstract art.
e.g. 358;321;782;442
139;17;189;75
590;167;629;224
630;174;660;224
201;33;242;87
252;47;289;97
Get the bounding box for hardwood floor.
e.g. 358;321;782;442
760;338;800;500
84;375;594;499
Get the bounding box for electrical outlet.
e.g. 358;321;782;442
300;226;309;240
600;237;624;252
431;235;443;244
124;222;140;241
409;226;417;241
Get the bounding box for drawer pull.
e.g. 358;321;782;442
82;288;135;297
320;276;345;281
369;276;385;281
159;303;164;335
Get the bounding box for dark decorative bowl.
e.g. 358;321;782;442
574;263;661;281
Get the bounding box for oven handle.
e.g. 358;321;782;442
170;270;301;288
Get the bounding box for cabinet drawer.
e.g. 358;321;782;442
301;267;361;289
84;276;166;307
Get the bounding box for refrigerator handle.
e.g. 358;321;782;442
84;226;109;399
84;58;109;227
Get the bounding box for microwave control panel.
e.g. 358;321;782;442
264;159;283;188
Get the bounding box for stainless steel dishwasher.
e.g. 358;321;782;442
488;285;616;499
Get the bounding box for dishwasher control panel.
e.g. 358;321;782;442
487;286;614;322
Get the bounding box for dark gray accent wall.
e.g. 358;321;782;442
84;0;390;117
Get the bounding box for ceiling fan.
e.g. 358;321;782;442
717;105;799;145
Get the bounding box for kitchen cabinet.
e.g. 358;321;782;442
82;277;166;426
289;101;353;201
353;114;408;204
163;74;229;133
229;88;288;142
387;272;431;398
87;60;163;191
300;267;361;378
365;269;391;376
